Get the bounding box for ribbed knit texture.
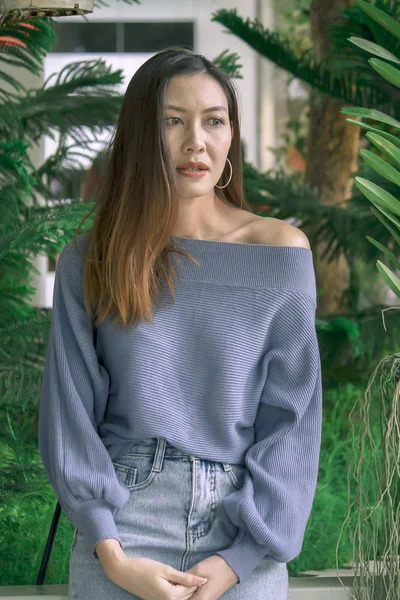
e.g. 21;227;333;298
38;230;322;584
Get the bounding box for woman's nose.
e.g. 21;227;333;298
183;124;206;152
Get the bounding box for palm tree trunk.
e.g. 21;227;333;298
304;0;360;316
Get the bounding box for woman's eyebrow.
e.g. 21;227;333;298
166;105;228;114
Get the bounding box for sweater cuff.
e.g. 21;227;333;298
216;528;270;584
70;499;124;560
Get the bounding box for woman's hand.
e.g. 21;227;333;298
104;555;208;600
183;555;239;599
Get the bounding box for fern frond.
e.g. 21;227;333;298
0;59;124;144
211;8;397;116
0;14;55;95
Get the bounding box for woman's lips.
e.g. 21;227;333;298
176;168;208;178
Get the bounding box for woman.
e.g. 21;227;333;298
38;46;322;600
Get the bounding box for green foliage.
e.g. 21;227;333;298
0;12;136;587
0;15;56;95
337;2;400;596
289;381;381;577
211;48;243;79
342;0;400;296
210;6;398;115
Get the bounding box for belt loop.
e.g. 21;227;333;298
153;438;167;472
222;463;232;472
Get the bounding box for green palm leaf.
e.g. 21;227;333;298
372;201;400;230
341;107;400;130
376;260;400;296
366;235;400;270
347;36;400;64
369;57;400;89
356;0;400;41
359;149;400;186
345;119;400;147
370;205;400;246
354;176;400;217
365;131;400;167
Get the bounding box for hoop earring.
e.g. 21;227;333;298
215;157;232;189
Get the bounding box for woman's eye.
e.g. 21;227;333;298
210;118;224;126
165;117;224;127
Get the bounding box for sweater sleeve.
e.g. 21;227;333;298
38;241;130;559
216;290;322;584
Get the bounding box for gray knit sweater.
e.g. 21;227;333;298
38;231;322;584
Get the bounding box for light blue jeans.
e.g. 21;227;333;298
68;437;289;599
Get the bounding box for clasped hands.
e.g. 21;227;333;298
181;555;239;599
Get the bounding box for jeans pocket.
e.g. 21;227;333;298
112;451;157;491
225;463;246;490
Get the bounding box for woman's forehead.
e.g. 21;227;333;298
165;75;228;110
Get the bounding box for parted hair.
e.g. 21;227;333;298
73;46;251;328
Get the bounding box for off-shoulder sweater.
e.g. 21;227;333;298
38;230;322;584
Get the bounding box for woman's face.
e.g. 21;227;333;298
164;72;233;195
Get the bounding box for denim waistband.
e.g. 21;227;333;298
119;437;236;474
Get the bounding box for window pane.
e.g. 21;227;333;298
49;21;193;53
123;22;193;52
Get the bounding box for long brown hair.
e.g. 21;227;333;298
73;46;252;329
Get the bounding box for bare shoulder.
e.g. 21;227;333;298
257;217;311;249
